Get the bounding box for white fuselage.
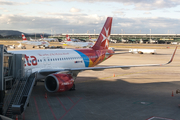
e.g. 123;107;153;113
9;49;92;79
21;40;49;47
64;41;94;48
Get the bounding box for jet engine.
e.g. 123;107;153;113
45;73;74;92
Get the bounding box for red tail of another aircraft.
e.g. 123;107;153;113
66;34;71;41
22;33;27;41
40;35;43;39
92;17;112;50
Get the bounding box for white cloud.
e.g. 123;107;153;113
144;12;151;14
36;0;180;10
70;7;81;13
0;14;180;34
0;0;28;5
112;11;125;16
34;0;58;2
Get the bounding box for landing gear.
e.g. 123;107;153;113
21;46;26;49
34;80;37;86
176;89;180;94
69;84;75;91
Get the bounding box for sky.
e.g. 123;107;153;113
0;0;180;34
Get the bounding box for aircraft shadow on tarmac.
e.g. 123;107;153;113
24;76;180;120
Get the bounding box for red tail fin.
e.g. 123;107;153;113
92;17;112;50
22;33;27;41
40;35;43;39
66;34;71;41
89;35;91;39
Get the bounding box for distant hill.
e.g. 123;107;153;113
0;30;22;37
0;30;51;38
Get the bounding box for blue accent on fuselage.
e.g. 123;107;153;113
74;50;89;67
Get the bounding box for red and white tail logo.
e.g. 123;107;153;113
22;33;27;41
92;17;112;50
89;35;91;39
66;34;71;41
40;35;43;39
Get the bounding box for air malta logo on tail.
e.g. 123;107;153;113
92;17;112;50
101;27;110;49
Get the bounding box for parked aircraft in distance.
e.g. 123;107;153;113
40;35;58;42
62;34;94;48
20;33;49;48
29;37;41;41
10;17;177;93
89;35;97;42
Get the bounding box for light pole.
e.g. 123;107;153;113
94;29;95;37
150;29;151;43
72;29;74;35
51;29;52;37
121;29;123;41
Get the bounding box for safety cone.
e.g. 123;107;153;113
45;93;47;98
113;73;115;77
172;91;174;97
15;115;18;120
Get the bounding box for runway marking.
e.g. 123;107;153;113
33;97;42;120
59;97;82;120
133;101;153;106
45;98;57;120
22;113;25;120
56;97;67;112
45;96;82;120
146;116;174;120
68;96;75;104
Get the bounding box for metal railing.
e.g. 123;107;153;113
3;69;24;115
3;69;34;117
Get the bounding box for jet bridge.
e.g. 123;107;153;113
0;45;36;119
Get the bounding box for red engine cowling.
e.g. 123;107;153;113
45;73;74;92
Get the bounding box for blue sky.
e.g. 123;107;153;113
0;0;180;34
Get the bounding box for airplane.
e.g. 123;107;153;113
20;33;50;48
29;37;41;41
62;34;94;48
89;35;97;42
40;35;58;42
9;17;177;93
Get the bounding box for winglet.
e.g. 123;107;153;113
167;46;177;64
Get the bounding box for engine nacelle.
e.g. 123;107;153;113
45;73;74;92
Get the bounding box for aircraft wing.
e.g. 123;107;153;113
106;52;130;55
39;47;177;76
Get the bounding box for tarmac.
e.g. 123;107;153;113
15;45;180;120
